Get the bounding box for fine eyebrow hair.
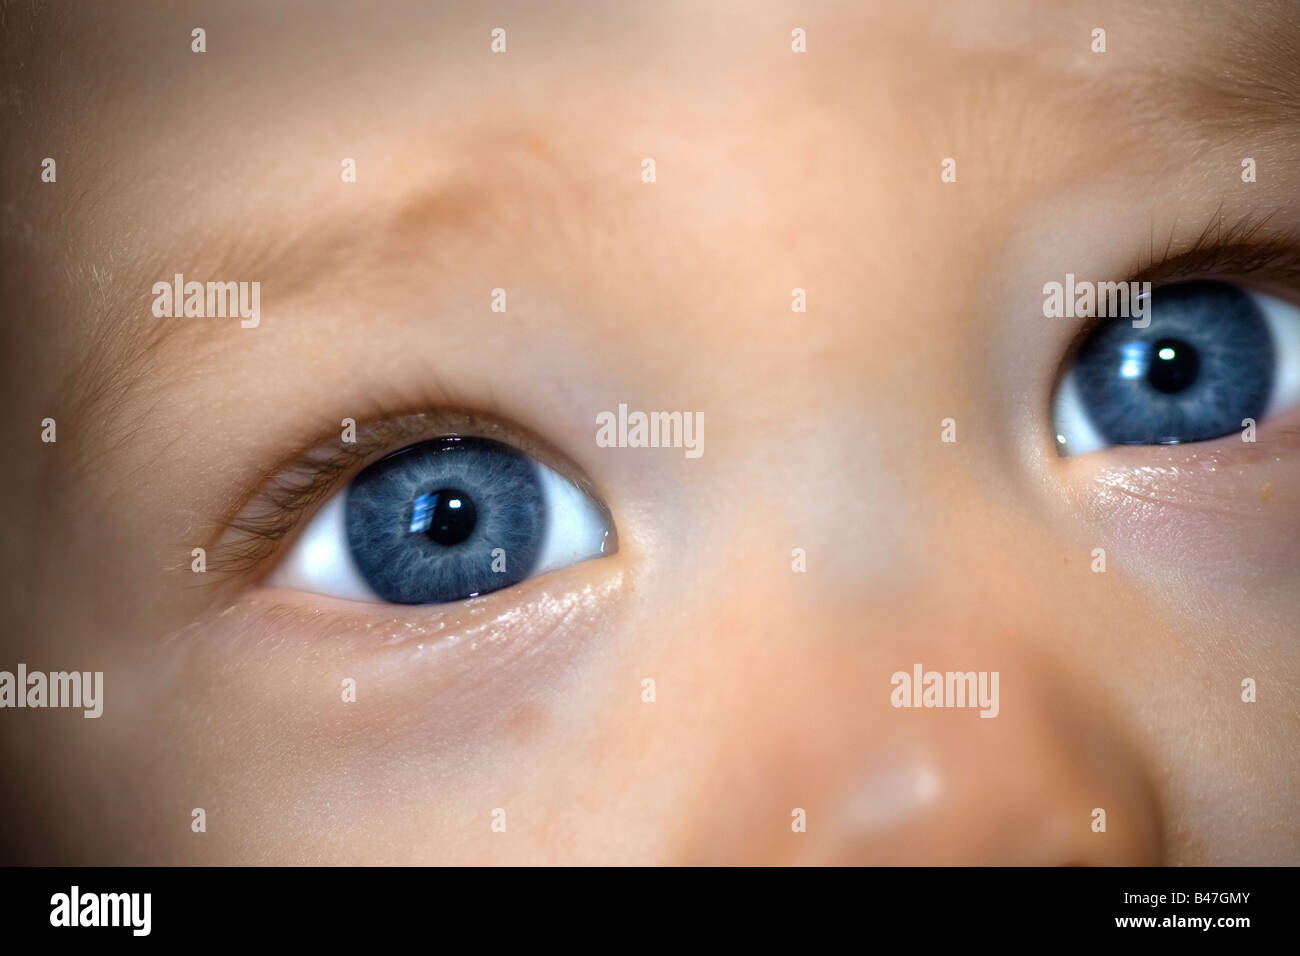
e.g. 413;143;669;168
57;133;604;443
52;2;1300;429
1143;3;1300;142
926;0;1300;150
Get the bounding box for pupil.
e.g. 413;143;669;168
409;488;477;546
1146;337;1199;394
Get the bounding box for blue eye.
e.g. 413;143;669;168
1052;280;1300;455
269;436;615;604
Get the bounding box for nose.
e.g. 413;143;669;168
666;615;1163;864
807;659;1164;864
655;412;1164;864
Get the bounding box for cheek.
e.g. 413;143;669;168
148;563;631;863
1046;432;1300;861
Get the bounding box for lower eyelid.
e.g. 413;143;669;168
1060;416;1300;521
255;572;620;650
177;566;630;758
1047;419;1300;597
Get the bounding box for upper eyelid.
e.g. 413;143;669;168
1138;244;1300;288
1049;214;1300;365
205;408;608;580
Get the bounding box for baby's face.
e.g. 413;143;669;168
2;0;1296;864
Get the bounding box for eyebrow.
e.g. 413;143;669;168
55;2;1300;430
935;0;1300;144
59;134;598;438
1145;5;1300;141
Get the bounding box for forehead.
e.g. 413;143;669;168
5;0;1299;397
14;0;1298;236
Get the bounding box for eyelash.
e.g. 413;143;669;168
1131;207;1300;286
206;408;601;579
205;211;1300;580
1049;208;1300;388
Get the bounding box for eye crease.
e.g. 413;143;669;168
1052;279;1300;455
266;432;616;605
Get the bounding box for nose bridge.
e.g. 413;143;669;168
699;393;933;603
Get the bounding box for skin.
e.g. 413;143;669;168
1;0;1297;864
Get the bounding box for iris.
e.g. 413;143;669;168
1069;281;1274;445
345;437;545;604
